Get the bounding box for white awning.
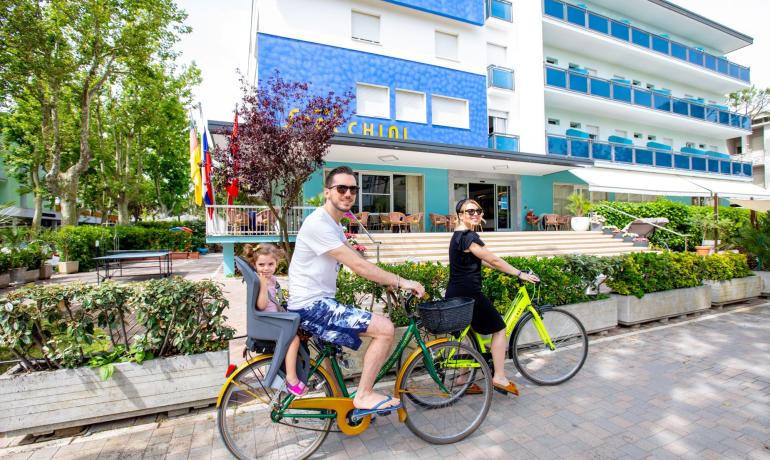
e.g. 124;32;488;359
729;199;770;212
688;178;770;200
569;168;710;197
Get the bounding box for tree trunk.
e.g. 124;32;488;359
59;181;79;226
117;192;130;224
32;193;43;230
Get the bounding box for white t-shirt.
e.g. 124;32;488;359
288;207;346;310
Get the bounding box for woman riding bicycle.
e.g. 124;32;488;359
446;199;539;395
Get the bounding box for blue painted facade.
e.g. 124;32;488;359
382;0;485;26
258;33;488;148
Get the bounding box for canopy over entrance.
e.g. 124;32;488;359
688;178;770;200
728;199;770;213
569;168;710;197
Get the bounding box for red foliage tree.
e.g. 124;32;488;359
215;72;354;258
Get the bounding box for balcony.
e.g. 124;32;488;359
542;0;750;93
487;65;514;90
486;0;512;22
544;65;751;138
488;133;519;152
546;134;753;178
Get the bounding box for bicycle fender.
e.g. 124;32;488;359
393;337;451;423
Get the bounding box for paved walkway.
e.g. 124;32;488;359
2;302;769;460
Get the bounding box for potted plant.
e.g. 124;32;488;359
602;225;617;235
345;233;367;257
30;242;54;280
688;214;731;256
612;228;624;239
23;244;45;282
589;213;606;231
632;236;649;247
9;248;29;284
0;248;10;288
54;233;79;274
566;193;592;232
622;232;638;243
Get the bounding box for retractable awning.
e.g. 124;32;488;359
729;199;770;212
569;168;710;197
687;178;770;200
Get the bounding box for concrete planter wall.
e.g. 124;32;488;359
23;269;39;282
10;268;26;284
615;285;711;326
516;297;617;345
703;276;761;304
752;271;770;293
0;350;228;436
58;261;79;274
0;272;9;288
39;264;53;280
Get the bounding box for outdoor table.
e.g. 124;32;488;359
94;250;172;284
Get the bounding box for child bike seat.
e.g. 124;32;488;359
235;256;308;389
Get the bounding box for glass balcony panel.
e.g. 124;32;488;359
728;63;740;79
631;28;650;48
656;152;672;168
489;133;519;151
670;42;687;60
570;139;590;157
720;161;731;174
673;100;689;116
610;21;629;41
488;66;514;89
548;136;568;155
653;94;671;111
633;89;652;107
588;13;608;34
705;107;718;123
566;5;586;26
592;143;612;160
730;114;740;127
743;163;752;176
717;58;729;74
691;157;706;171
690;103;705;119
704;54;717;70
674;154;690;170
612;83;631;103
707;159;719;173
615;146;633;163
740;67;750;82
732;163;742;175
590;78;610;97
688;49;704;66
719;111;730;125
546;67;567;88
543;0;564;19
569;73;588;93
636;149;653;165
651;35;669;54
489;0;512;21
742;116;751;130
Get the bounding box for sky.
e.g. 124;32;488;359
175;0;770;122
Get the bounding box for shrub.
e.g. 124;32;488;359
701;253;751;281
606;252;705;298
0;250;10;273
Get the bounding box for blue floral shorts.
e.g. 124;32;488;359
295;298;372;350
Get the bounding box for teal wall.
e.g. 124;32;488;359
520;171;586;222
304;162;449;232
0;155;22;206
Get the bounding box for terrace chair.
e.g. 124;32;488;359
405;212;423;233
226;208;248;235
388;212;408;233
356;212;369;232
429;213;448;232
557;215;571;230
543;214;559;231
368;213;381;231
447;214;458;231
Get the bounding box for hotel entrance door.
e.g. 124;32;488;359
453;182;512;231
468;183;495;231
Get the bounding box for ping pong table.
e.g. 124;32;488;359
94;250;173;283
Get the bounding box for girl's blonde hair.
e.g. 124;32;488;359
456;198;487;225
242;243;285;266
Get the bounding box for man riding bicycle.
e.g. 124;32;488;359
288;165;425;418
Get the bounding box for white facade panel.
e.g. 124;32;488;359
432;95;469;129
356;83;389;118
351;10;380;43
395;89;426;123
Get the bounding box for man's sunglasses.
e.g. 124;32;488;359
328;185;360;195
462;208;483;216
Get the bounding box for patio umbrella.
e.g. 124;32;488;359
170;226;193;233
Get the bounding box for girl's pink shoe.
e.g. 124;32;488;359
287;380;306;396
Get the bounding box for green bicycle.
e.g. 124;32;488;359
455;277;588;386
216;294;492;460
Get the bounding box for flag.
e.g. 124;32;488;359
226;107;239;205
202;126;215;218
189;114;202;206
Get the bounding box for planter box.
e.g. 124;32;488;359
516;297;617;345
0;350;228;436
752;271;770;293
615;285;711;326
23;269;39;282
39;264;53;280
0;273;9;288
703;276;761;305
58;261;79;274
10;268;27;284
171;251;199;260
189;251;200;260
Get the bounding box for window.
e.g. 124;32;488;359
570;121;581;129
488;110;507;134
632;80;642;86
547;118;560;126
360;174;390;213
686;141;695;148
615;129;627;138
356;83;389;118
435;31;458;60
586;125;599;140
646;83;655;90
709;145;718;151
432;95;469;128
351;11;380;44
553;184;607;215
487;43;507;66
395;89;426;123
634;132;643;139
568;63;580;70
546;57;559;65
647;134;657;141
663;137;673;147
615;193;657;203
699;143;706;149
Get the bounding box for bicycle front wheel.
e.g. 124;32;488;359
509;308;588;385
217;356;335;460
399;341;492;444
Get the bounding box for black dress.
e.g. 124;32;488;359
445;230;505;335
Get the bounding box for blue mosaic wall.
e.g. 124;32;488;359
382;0;485;25
257;33;488;148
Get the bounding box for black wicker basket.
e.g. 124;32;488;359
418;297;474;334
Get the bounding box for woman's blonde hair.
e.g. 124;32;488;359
456;199;487;225
242;243;285;266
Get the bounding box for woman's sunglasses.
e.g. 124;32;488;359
462;208;483;216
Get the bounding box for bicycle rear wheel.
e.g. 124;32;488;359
399;341;492;444
217;356;335;460
509;308;588;385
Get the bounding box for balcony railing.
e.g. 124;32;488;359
205;205;317;236
546;134;753;178
487;65;514;90
542;0;750;83
488;133;520;152
487;0;512;22
545;66;751;131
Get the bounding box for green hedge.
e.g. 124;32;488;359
701;252;752;281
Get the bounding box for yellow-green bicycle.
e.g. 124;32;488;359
456;277;589;385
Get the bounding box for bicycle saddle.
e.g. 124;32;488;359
236;256;308;389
